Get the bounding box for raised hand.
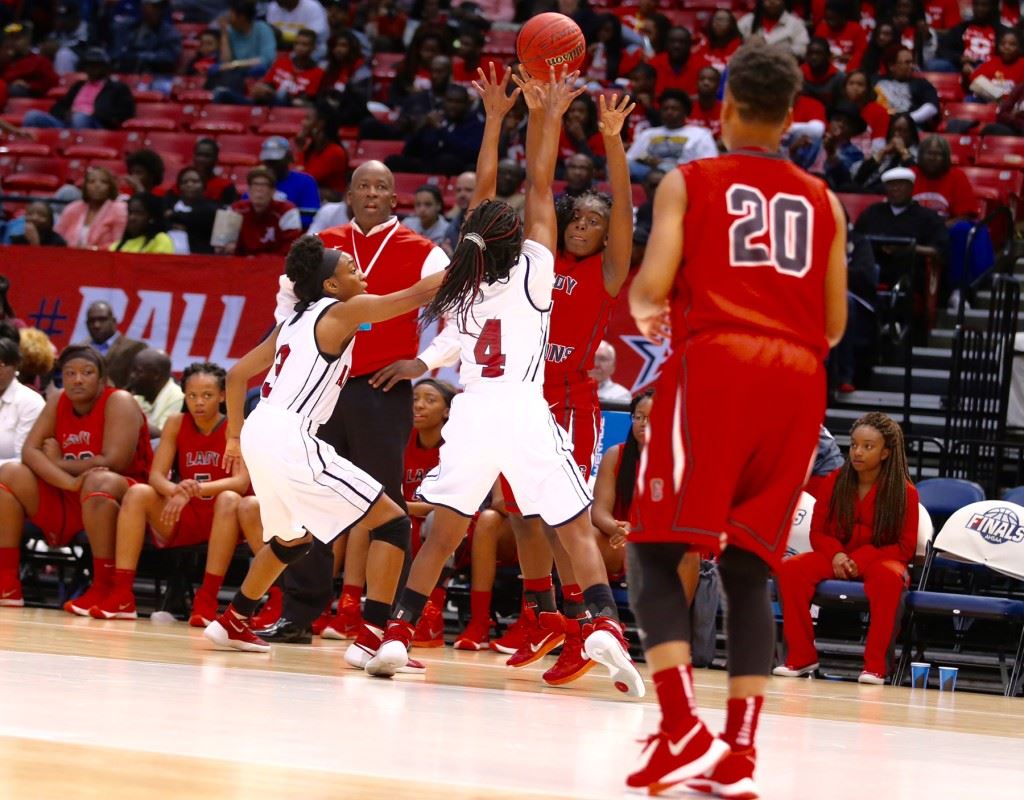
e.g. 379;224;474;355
472;64;522;120
598;93;636;138
511;64;545;111
534;66;586;117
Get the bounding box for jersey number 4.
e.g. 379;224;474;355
727;185;813;277
474;319;506;377
261;344;291;398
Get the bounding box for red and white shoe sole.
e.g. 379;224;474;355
453;638;489;651
411;637;444;649
506;633;565;668
490;641;520;654
89;607;138;620
648;737;732;792
685;776;760;799
365;640;409;678
542;657;596;687
64;602;94;617
321;625;357;641
203;620;270;653
0;597;24;607
583;630;646;697
343;642;375;669
189;614;213;628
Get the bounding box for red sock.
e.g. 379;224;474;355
112;568;136;592
0;546;19;578
93;557;115;590
723;696;763;750
429;585;446;607
199;571;224;598
470;590;492;622
340;583;362;606
561;582;583;603
524;576;553;592
653;665;700;737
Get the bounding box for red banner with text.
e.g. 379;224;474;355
1;247;282;373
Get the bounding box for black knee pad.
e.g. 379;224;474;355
718;547;774;677
628;542;692;650
270;535;313;564
370;515;411;549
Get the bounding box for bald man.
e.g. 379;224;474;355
442;170;476;254
128;348;184;437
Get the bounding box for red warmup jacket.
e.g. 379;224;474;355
809;469;919;572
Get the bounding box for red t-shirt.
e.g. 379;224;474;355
546;250;613;388
204;175;236;204
687;99;723;139
674;152;836;359
814;20;867;70
924;0;961;29
296;142;349;194
558;128;607;161
318;218;445;376
970;56;1024;94
56;387;152;482
648;52;708;97
793;94;827;124
261;54;324;99
232;198;302;255
1;53;57;97
961;24;999;65
861;101;890;140
801;62;840;91
911;166;981;218
452;56;505;85
692;36;740;74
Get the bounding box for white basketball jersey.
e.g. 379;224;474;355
260;297;353;425
456;238;554;388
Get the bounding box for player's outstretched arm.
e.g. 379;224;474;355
468;65;521;213
824;191;849;348
629;167;687;342
369;318;461;391
598;93;637;297
333;270;446;332
223;325;281;472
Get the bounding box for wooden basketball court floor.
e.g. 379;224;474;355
1;609;1022;799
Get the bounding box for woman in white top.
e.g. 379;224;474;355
738;0;810;58
0;339;45;466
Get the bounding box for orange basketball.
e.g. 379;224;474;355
516;12;586;79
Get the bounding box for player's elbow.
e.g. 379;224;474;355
825;308;848;349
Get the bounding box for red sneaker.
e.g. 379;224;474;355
686;747;759;799
366;620;416;678
627;722;730;793
0;575;24;607
64;583;110;617
582;616;645;697
203;609;271;653
188;589;218;628
506;611;566;668
412;600;445;648
344;623;425;674
311;609;334;636
88;586;138;620
543;618;595;686
322;595;362;640
250;586;282;630
453;618;492;651
490;607;535;654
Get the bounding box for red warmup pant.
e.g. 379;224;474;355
776;552;908;676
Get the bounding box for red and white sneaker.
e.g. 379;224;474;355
344;622;425;674
543;619;595;686
506;611;566;668
411;600;444;648
490;608;535;654
0;575;24;607
204;609;271;653
627;722;730;793
188;589;218;628
250;586;282;630
64;583;110;617
311;609;334;636
453;618;492;651
88;587;138;620
322;595;362;640
583;617;645;697
686;747;759;799
366;620;416;678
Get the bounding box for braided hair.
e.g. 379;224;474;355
182;360;227;413
613;391;652;520
828;412;910;547
421;199;523;328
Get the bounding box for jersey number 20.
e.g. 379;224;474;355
474;319;506;377
727;185;812;277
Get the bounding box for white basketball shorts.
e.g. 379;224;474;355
417;384;593;527
241;403;383;543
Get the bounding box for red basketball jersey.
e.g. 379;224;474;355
176;414;231;491
673;152;836;359
402;429;441;504
56;387;152;481
546;250;613;388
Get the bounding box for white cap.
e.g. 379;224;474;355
881;166;915;183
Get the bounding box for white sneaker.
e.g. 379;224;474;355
582;625;646;698
857;671;885;685
366;639;410;678
772;662;819;678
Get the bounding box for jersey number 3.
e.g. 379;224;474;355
727;185;813;277
261;344;291;398
474;319;506;377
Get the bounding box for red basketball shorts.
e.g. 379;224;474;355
631;332;825;569
30;477;140;548
152;499;216;549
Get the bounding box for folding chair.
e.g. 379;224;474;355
916;477;985;529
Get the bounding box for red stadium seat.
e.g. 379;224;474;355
216;133;264;159
123;103;192;132
959;166;1024;214
918;71;965;103
256;120;303;136
5;97;54;126
936;132;978;166
189;104;268;134
88;158;127;176
350;139;404;168
59;129;132;160
836;192;885;222
142;131;200;165
131;89;166;103
0;140;51;157
4;156;68;191
976;135;1024;167
172;88;213;104
941;102;998;131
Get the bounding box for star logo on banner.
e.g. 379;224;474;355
620;335;671;393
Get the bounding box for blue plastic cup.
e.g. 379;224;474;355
938;666;958;692
910;662;931;689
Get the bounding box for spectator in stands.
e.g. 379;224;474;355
17;327;57;395
128;348;184;436
635;167;664;233
247;28;325;106
968;28;1024;102
0;22;58;98
165;167;220;255
495;158;525;219
648;27;707;97
988;76;1024;134
559;154;596;201
0;338;45;466
738;0;809;58
55;167;128;251
556;0;599;41
559;93;606;174
228;166;302;255
209;0;278;97
934;0;1008;74
833;220;879;394
192;138;238;205
625;62;658;125
389;29;449;108
694;10;742;74
442;170;475;253
110;0;183;77
9;202;66;248
775;412;919;684
590;340;631;405
860;21;898;79
78;301;146;390
614;0;669;51
801;37;844;108
387;84;484;176
819;102;867;190
259;136;321;229
267;0;330;60
582;14;642;87
687;66;723;143
112;193;176;255
0;345;152;614
626;89;718;182
308;198;350;234
185;29;221;76
402;184;448;246
125;149;166;198
320;29;372;99
873;47;940;127
814;0;868;71
40;3;90;75
841;69;890;150
23;49;136;132
452;26;503;86
853;112;919;192
294;99;349;200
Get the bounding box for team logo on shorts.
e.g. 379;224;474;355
966;506;1024;545
650;479;664;502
